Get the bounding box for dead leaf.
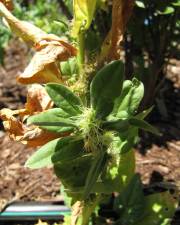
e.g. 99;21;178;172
99;0;134;62
0;2;45;45
0;109;63;147
0;108;26;141
17;39;77;85
17;42;73;84
0;2;77;84
0;0;13;10
25;84;53;115
23;127;61;148
0;85;67;147
71;201;83;225
109;0;134;60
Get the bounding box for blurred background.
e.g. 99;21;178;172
0;0;179;221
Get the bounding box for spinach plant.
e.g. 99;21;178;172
0;0;177;224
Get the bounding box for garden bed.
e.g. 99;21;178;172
0;39;180;224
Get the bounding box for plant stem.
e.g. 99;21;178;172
76;31;88;105
78;32;85;72
81;195;101;225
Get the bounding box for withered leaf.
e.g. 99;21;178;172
22;127;62;148
0;2;45;45
99;0;134;62
25;84;53;114
17;40;77;84
71;201;83;225
0;3;77;84
0;108;26;141
0;0;13;11
0;85;68;147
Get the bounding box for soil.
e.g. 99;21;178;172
0;39;180;224
0;39;61;211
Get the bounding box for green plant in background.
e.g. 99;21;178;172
13;0;70;36
0;17;11;64
0;0;72;64
0;0;177;224
127;0;180;108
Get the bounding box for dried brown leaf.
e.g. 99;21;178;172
109;0;134;59
17;39;77;84
0;0;13;11
25;84;53;115
22;127;61;148
99;0;134;62
0;3;77;84
0;2;45;45
0;109;63;147
17;41;76;84
0;108;26;141
0;85;67;147
71;201;83;225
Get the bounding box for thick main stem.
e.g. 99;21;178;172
77;32;85;72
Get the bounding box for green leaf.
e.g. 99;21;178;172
54;154;93;189
136;192;177;225
157;7;175;15
46;83;83;115
113;78;144;118
120;136;137;154
172;1;180;7
103;147;135;193
117;124;139;154
135;1;145;8
117;149;135;186
114;174;146;224
25;138;61;169
90;61;124;119
27;108;75;133
63;215;72;225
72;0;97;36
102;119;130;133
135;106;154;120
129;118;160;135
52;138;84;163
60;57;78;76
112;80;132;117
83;151;107;199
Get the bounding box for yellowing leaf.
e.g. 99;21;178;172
72;0;97;36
